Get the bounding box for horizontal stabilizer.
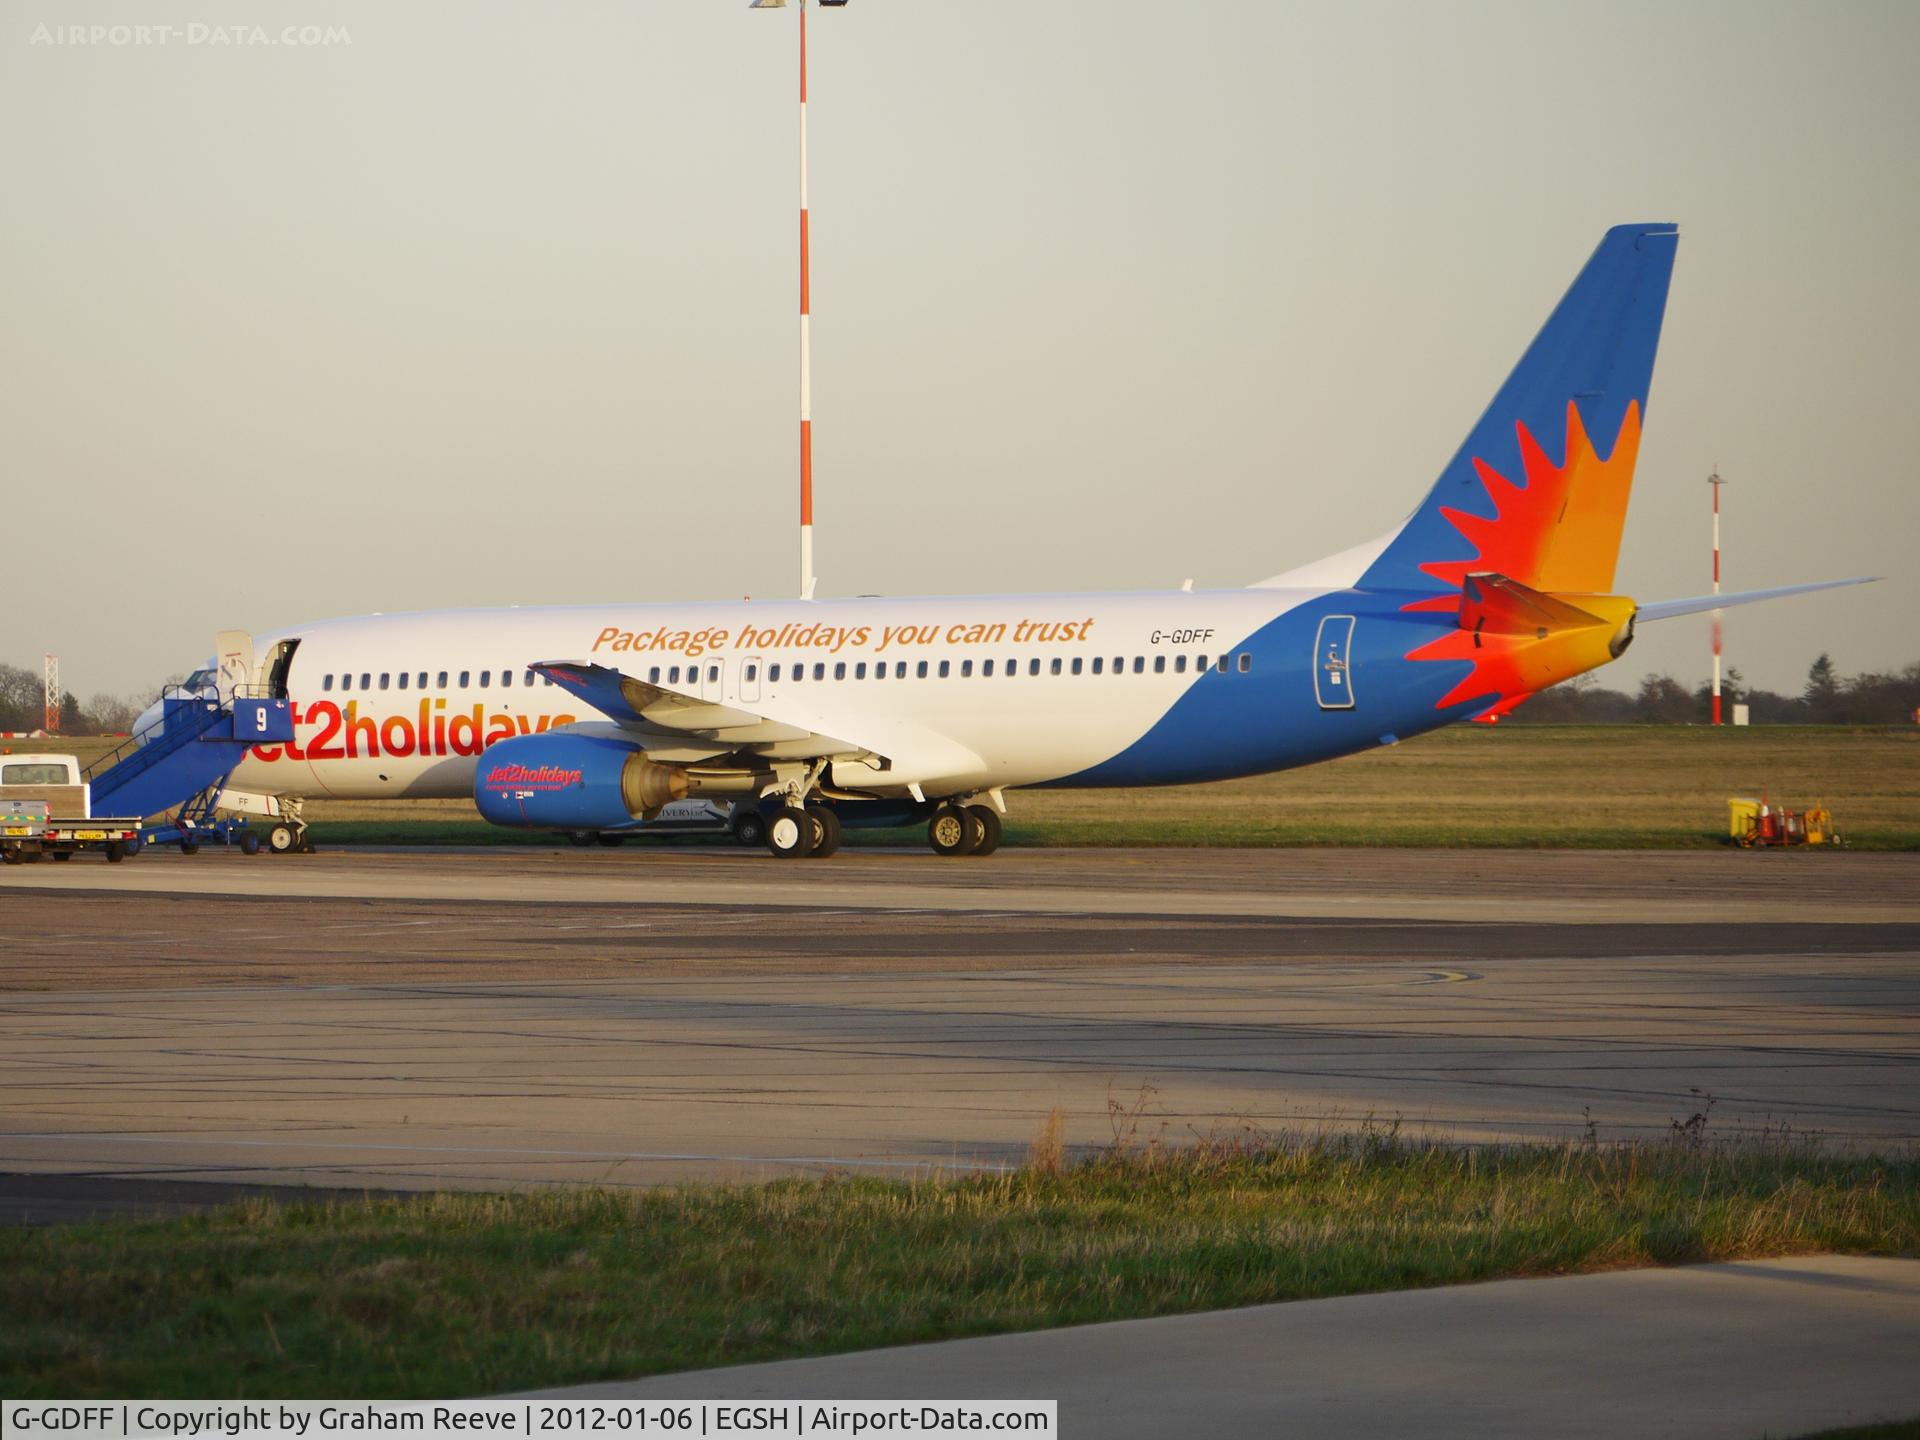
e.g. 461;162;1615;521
1459;573;1607;637
1636;576;1878;623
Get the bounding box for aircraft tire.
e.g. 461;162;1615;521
965;805;1002;857
267;825;297;854
732;808;768;848
928;806;977;857
767;806;815;859
805;804;841;859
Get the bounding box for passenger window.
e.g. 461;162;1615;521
916;661;929;679
855;662;867;679
1051;658;1063;676
668;666;681;685
1175;655;1188;674
1132;657;1145;674
1114;657;1124;674
437;671;447;688
323;674;334;692
1197;654;1207;672
813;663;825;681
419;672;429;689
1217;655;1229;674
1029;658;1041;676
459;671;470;688
501;670;513;689
1154;656;1167;674
525;670;536;687
745;663;758;682
896;662;908;678
398;672;409;691
961;659;973;678
938;660;950;678
707;665;718;683
835;662;846;680
479;671;490;688
983;660;995;677
793;665;804;683
379;673;391;690
1091;658;1102;675
769;664;781;682
1239;653;1252;673
1071;657;1083;675
874;664;885;681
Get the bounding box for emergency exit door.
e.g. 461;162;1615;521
1314;615;1356;710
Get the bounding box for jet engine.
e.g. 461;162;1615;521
472;732;688;830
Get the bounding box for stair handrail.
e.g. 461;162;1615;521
83;681;278;783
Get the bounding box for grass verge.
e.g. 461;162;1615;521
5;1131;1915;1398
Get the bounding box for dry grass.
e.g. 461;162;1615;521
5;1128;1914;1399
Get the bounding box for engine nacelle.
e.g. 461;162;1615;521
473;732;688;830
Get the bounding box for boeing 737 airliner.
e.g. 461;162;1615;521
149;225;1869;857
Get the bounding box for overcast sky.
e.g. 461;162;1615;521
3;0;1915;700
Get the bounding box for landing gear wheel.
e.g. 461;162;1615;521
928;806;977;857
239;830;262;856
966;805;1002;857
595;833;626;848
267;824;297;854
732;808;768;849
567;831;597;848
766;806;816;859
805;803;842;859
52;850;72;862
179;840;200;856
105;843;126;864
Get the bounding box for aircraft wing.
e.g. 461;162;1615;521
531;659;872;764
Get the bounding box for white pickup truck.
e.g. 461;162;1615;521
0;754;143;864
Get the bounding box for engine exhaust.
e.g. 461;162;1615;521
619;754;690;819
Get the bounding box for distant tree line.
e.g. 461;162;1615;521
1513;654;1920;725
0;662;153;735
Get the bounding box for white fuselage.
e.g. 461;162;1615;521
226;587;1339;801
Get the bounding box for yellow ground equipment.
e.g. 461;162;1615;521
1728;798;1841;848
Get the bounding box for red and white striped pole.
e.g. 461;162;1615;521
752;0;820;600
797;0;815;600
1709;469;1726;725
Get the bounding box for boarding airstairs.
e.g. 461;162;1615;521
84;630;295;829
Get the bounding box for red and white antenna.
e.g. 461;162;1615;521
753;0;845;601
1709;468;1727;725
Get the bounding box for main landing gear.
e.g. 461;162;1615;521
766;803;840;860
928;803;1000;858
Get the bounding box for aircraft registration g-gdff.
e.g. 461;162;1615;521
171;224;1866;858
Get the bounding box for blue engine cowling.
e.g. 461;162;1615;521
472;732;686;830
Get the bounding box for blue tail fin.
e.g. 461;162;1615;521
1359;224;1679;599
